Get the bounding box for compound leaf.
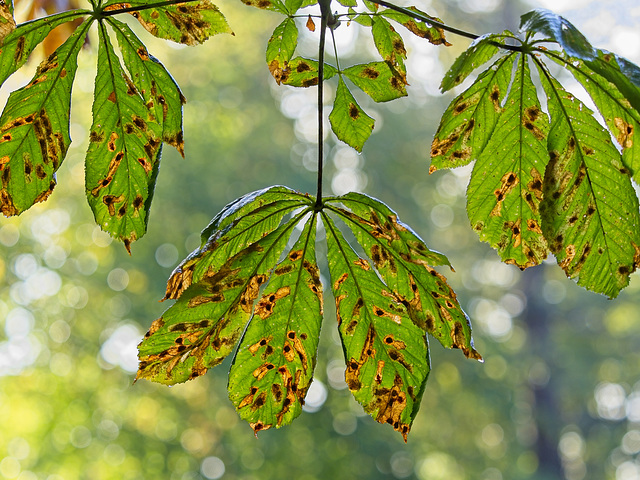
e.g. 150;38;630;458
137;204;310;385
0;19;89;216
110;18;186;156
85;23;163;251
467;55;550;269
537;62;640;298
344;61;407;103
430;53;516;171
228;214;323;434
266;17;298;85
104;0;232;45
329;77;374;152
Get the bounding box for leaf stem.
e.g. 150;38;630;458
315;0;332;211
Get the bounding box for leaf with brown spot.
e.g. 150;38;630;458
137;209;309;385
228;216;323;431
85;24;163;249
0;20;88;217
329;77;374;152
265;18;298;85
537;63;640;298
467;55;550;269
440;31;514;92
323;214;431;441
111;18;186;156
430;53;516;171
344;61;407;103
380;7;449;47
325;192;480;361
281;56;337;88
371;16;407;77
165;186;313;301
103;0;233;45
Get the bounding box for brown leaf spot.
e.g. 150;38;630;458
489;85;501;110
333;273;348;291
559;244;576;269
354;258;370;270
252;362;275;380
375;360;385;384
254;286;290;319
491;172;519;216
107;91;117;103
133;194;144;210
145;318;165;338
614;117;634;149
362;67;379;79
103;194;125;216
240;274;267;313
348;103;359;120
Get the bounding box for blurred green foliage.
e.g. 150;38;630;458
1;0;640;479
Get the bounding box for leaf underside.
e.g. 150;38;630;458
138;187;481;440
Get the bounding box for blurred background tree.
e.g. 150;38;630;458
1;0;640;479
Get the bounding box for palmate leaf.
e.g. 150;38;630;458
139;188;480;440
329;77;374;152
85;23;164;251
0;19;89;216
103;0;233;45
467;55;550;269
536;63;640;298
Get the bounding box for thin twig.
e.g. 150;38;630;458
315;0;331;211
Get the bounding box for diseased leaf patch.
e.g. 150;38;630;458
103;0;233;45
139;188;480;440
85;24;164;251
229;216;323;433
0;20;89;217
329;77;374;152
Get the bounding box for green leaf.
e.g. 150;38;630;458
335;0;357;7
164;186;314;300
343;62;407;103
110;18;186;156
104;0;233;45
537;63;640;298
137;211;307;385
0;11;88;87
285;0;316;13
371;16;407;79
266;17;298;85
324;192;480;359
440;32;513;92
329;77;374;152
520;9;593;60
323;213;429;442
0;20;89;217
380;7;449;46
281;57;337;88
557;50;640;180
467;55;550;269
430;53;516;171
228;214;323;434
85;24;163;251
